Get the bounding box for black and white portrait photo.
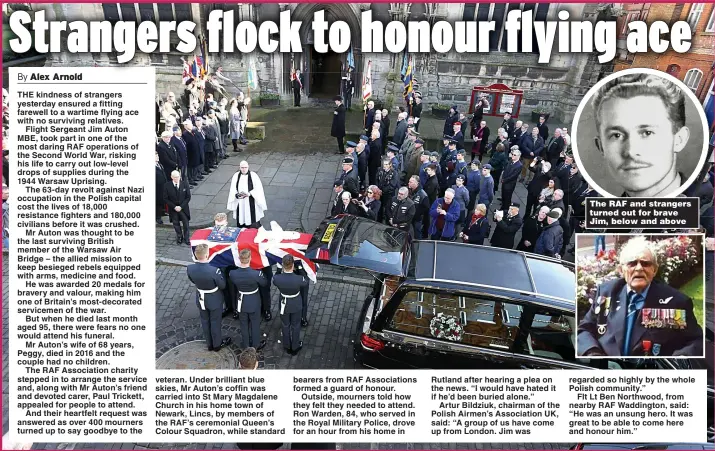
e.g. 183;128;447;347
572;68;709;198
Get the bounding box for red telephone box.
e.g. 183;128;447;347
469;83;524;118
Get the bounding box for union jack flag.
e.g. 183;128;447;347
191;56;203;79
189;226;317;283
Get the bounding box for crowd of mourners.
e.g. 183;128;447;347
329;95;605;260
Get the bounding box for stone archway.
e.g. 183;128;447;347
282;4;363;100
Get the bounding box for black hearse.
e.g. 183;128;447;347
306;215;714;439
306;215;712;359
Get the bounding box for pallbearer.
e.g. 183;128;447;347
213;212;236;318
229;249;268;351
272;255;308;355
187;244;232;352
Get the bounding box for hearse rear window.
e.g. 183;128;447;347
389;290;578;361
389;291;521;350
433;245;533;293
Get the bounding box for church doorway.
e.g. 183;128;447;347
308;46;342;99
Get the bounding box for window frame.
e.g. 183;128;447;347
687;3;705;29
385;287;575;356
622;12;640;35
461;3;550;52
376;286;602;369
103;3;192;24
683;68;704;91
705;9;715;32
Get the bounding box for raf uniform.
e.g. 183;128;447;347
577;279;703;357
187;262;230;351
229;267;268;349
273;270;309;354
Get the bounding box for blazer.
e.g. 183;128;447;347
163;179;192;221
577;279;703;357
156;141;180;178
501;160;523;187
182;130;202;168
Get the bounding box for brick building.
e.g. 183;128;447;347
22;2;620;122
614;2;715;103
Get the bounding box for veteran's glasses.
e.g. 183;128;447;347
625;259;654;269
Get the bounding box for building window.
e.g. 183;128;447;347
102;3;192;23
462;3;476;21
683;68;703;91
686;3;705;29
705;9;715;32
622;12;640;34
474;3;549;52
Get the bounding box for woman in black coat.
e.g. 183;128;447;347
517;206;549;253
357;185;382;221
331;96;346;154
460;204;490;245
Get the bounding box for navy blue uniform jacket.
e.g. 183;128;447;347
577;279;703;357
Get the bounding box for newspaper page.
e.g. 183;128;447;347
2;2;714;451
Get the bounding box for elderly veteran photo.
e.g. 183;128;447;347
575;234;705;358
572;68;709;198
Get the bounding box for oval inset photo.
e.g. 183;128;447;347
572;68;710;198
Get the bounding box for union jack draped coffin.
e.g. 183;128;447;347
189;226;318;283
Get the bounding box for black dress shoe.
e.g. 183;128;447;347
233;311;240;320
256;340;267;351
176;236;183;244
285;347;294;355
263;312;272;321
189;182;198;186
196;175;204;180
292;342;304;355
301;318;309;327
156;218;163;225
222;309;232;318
212;337;232;351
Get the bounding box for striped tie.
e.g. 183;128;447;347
623;292;645;356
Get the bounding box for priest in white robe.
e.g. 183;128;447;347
227;161;267;228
